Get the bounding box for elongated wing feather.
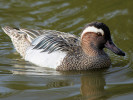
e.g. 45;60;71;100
8;28;79;53
31;33;79;53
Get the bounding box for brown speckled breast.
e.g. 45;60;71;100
57;47;111;71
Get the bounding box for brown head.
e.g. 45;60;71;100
81;22;125;56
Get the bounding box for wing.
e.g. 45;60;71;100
22;29;80;53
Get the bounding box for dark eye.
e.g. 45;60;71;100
97;32;102;36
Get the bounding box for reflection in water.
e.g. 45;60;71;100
59;71;106;100
9;63;106;100
80;73;105;100
2;66;133;100
12;63;61;75
4;67;105;100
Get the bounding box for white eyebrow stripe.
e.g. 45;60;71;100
81;26;104;38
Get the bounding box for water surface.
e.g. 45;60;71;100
0;0;133;100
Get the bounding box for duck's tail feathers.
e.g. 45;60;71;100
2;26;14;36
2;26;31;57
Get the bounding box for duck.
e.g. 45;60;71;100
2;22;125;71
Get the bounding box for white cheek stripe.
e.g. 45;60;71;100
81;26;104;38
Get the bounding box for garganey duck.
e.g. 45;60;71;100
2;22;125;71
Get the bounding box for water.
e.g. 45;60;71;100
0;0;133;100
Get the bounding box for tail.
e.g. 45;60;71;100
2;26;31;58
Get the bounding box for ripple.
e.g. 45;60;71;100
97;9;128;20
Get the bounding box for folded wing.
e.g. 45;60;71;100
22;29;79;53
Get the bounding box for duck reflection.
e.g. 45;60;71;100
80;72;105;100
11;63;106;100
60;70;106;100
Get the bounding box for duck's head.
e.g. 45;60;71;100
81;22;125;56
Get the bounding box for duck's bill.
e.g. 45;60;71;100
105;40;125;56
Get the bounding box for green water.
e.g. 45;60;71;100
0;0;133;100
